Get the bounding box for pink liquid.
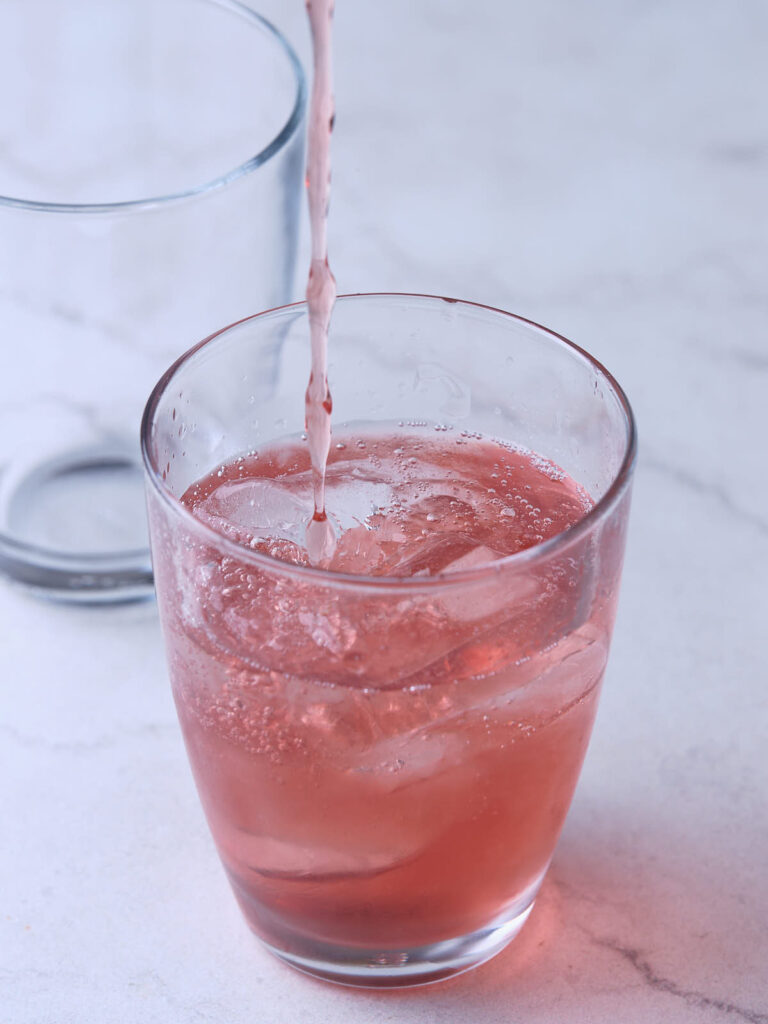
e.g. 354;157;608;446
303;0;337;565
166;432;608;953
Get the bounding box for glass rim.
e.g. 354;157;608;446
0;0;306;215
141;292;638;592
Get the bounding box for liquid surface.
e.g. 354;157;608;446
182;430;592;577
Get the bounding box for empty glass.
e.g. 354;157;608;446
0;0;305;601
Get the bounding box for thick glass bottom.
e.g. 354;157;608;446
257;898;536;989
0;443;153;602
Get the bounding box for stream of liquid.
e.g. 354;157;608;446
303;0;338;565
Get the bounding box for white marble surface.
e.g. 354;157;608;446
3;1;767;1021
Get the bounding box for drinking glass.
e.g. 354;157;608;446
0;0;305;601
142;294;636;986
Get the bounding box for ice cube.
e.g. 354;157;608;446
438;543;506;574
232;831;406;879
383;531;480;576
196;477;312;546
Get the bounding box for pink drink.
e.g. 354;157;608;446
143;292;636;984
163;430;609;957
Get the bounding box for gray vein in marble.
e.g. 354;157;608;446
726;348;768;372
2;391;99;423
471;250;768;316
707;143;768;165
0;285;137;354
588;933;768;1024
0;721;175;755
0;391;140;454
642;454;768;539
692;341;768;374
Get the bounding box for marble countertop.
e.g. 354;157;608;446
3;1;767;1021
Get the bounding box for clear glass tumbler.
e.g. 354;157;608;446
142;294;636;987
0;0;305;601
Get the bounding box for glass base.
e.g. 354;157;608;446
0;444;154;602
260;900;535;989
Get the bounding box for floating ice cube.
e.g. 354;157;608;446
196;477;312;546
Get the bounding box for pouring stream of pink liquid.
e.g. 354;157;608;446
303;0;338;565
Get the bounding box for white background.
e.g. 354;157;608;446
3;2;767;1021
